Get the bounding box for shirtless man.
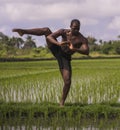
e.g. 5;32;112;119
12;19;89;106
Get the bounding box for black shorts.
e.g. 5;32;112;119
49;45;71;71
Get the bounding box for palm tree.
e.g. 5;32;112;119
87;36;97;45
99;39;103;45
117;35;120;39
23;35;37;49
9;37;24;48
0;32;9;45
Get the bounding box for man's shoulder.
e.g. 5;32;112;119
57;29;70;35
64;29;70;33
60;28;70;31
79;33;88;42
79;32;87;39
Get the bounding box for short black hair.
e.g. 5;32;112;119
70;19;80;26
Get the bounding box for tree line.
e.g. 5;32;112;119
0;32;120;58
88;36;120;55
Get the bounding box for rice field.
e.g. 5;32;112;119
0;58;120;104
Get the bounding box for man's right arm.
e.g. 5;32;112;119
47;29;69;46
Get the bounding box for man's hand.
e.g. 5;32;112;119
69;43;74;50
69;43;79;53
60;41;70;46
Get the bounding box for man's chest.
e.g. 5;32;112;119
66;34;82;48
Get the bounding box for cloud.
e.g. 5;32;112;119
108;16;120;30
2;2;73;21
1;0;120;23
0;0;120;42
80;18;98;25
2;0;120;22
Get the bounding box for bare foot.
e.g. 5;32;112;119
59;102;64;107
12;29;24;36
60;104;64;107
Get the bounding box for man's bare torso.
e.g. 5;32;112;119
61;29;87;54
49;28;88;55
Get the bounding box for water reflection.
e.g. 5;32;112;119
0;118;120;130
0;125;119;130
0;126;115;130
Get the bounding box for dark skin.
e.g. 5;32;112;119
12;20;89;106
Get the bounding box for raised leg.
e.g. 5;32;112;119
12;27;52;37
12;27;52;46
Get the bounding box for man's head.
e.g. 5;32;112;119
70;19;80;35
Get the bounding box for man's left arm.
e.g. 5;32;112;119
69;38;89;55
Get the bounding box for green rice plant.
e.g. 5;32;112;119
0;59;120;104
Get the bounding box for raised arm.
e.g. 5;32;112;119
47;29;69;46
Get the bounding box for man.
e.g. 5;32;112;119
12;19;89;106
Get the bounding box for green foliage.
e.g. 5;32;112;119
0;32;120;58
113;41;120;54
100;40;120;55
0;102;120;119
87;36;120;55
87;36;97;45
0;59;120;129
0;59;120;104
0;102;120;129
101;43;113;54
23;35;36;49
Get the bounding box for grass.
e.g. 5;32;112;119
0;59;120;104
0;59;120;129
0;103;120;130
0;102;120;119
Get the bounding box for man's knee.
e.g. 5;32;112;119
64;78;71;86
44;27;52;36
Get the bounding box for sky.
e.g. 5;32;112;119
0;0;120;46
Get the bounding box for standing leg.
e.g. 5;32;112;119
60;68;72;106
54;54;72;106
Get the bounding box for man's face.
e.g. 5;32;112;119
70;22;80;35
